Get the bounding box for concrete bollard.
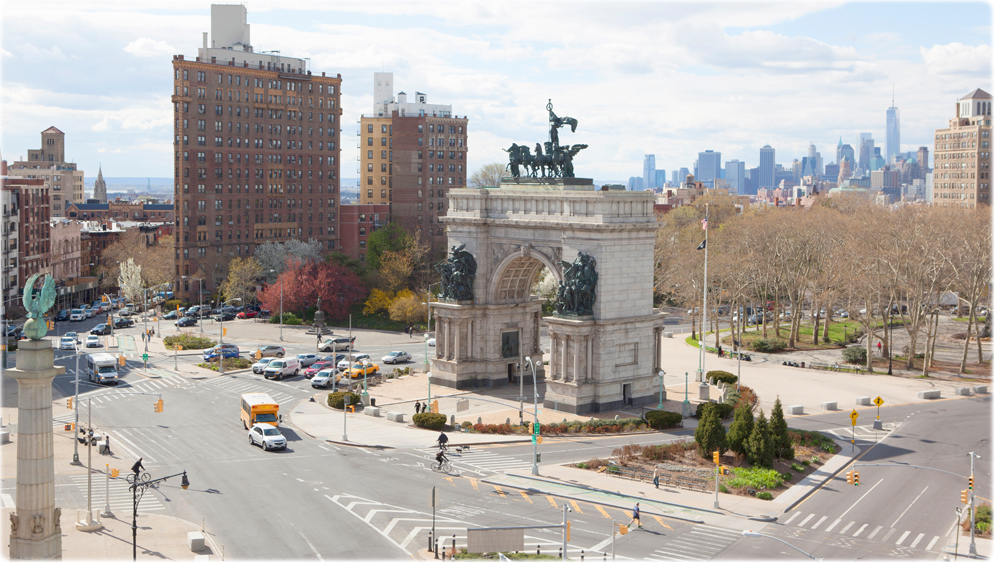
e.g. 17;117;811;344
698;383;709;401
450;415;456;426
955;387;973;396
786;405;804;415
974;386;988;394
187;531;206;552
363;407;381;417
855;396;872;406
821;401;837;411
917;390;941;399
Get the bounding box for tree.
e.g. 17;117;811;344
220;257;262;305
746;409;773;468
366;222;409;271
727;402;754;460
257;261;367;321
254;239;323;283
694;403;727;458
363;289;394;316
469;162;506;188
100;230;173;290
388;290;428;325
118;258;143;304
769;397;794;460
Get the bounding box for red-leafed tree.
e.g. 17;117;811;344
258;258;367;320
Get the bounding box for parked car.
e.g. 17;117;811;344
321;354;346;365
251;357;274;374
59;336;77;350
213;311;237;322
70;309;85;322
254;345;285;358
381;351;412;364
338;354;371;371
90;324;112;336
263;357;301;380
83;306;96;318
344;363;380;379
85;335;102;348
203;344;239;362
54;310;70;322
311;369;342;388
248;423;286;451
426;338;436;347
65;331;79;341
119;307;134;317
176;316;197;328
296;353;320;368
162;310;178;320
236;309;258;319
303;361;335;379
113;317;134;328
318;336;355;352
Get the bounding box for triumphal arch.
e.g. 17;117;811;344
428;102;667;414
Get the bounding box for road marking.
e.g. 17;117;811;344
810;516;828;530
824;519;842;532
518;491;532;503
909;533;925;548
110;430;150;462
546;495;557;508
798;514;815;527
469;478;478;491
895;530;911;545
569;500;583;514
595;505;611;519
783;512;802;525
838;479;882;519
443;477;456;487
890;485;928;528
868;525;882;539
926;536;940;551
492;485;506;498
852;523;868;537
882;528;897;542
840;521;855;534
298;531;324;560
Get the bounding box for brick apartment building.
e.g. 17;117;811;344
66;200;174;222
6;127;85;218
933;88;992;207
339;203;389;262
172;5;342;301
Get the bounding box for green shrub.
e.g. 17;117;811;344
781;472;792;481
197;357;253;372
802;459;811;466
719;484;729;493
977;521;990;533
645;410;683;429
270;312;303;325
842;346;867;364
163;334;216;350
790;463;805;472
540;418;646;435
756;491;773;500
726;467;784;490
695;402;734;420
706;370;737;385
327;391;362;410
164;299;183;310
460;421;473;430
752;338;787;353
788;429;838;453
576;462;587;469
413;412;447;430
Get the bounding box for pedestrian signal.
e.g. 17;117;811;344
962;489;970;503
846;471;853;485
618;523;627;535
154;399;164;413
111;468;119;478
223;328;227;336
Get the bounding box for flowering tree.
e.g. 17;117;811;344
258;259;367;320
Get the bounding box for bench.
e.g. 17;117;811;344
673;475;709;493
917;390;941;399
606;465;651;482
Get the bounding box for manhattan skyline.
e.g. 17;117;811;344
1;1;990;182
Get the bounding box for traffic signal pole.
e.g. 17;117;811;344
969;452;980;556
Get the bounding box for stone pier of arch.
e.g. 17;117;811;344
430;178;667;414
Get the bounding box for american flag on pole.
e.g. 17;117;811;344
701;217;708;231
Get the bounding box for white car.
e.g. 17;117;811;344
248;423;286;451
83;306;96;318
310;369;342;389
337;353;370;371
382;351;412;364
426;338;436;347
59;336;77;350
85;335;102;348
70;309;85;322
252;357;274;374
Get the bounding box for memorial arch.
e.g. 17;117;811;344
429;179;667;414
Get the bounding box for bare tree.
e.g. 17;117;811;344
945;207;992;372
469;163;506;188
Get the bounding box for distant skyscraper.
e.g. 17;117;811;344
671;170;678;185
917;146;930;172
759;145;775;189
886;90;901;164
696;150;721;187
678;167;690;183
725;159;745;193
808;143;823;176
858;133;874;173
642;155;655;192
93;165;107;203
627;176;643;191
839;143;855;167
655;169;666;188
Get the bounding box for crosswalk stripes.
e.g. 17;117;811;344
648;525;741;560
199;377;302;405
65;474;164;514
782;509;942;551
824;423;897;441
415;447;534;473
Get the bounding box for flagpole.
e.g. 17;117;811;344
700;204;709;383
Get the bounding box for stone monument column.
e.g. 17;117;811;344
9;339;65;560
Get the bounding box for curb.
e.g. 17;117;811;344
781;438;861;513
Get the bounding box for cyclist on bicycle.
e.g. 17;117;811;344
437;431;448;450
435;449;447;466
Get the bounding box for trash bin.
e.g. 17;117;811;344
370;398;376;407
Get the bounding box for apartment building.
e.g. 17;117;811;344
933;88;992;207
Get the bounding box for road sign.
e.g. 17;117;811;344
873;396;884;407
533;422;540;435
850;409;859;425
142;353;149;362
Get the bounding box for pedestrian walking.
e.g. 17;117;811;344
653;466;659;489
140;331;146;343
628;502;641;529
415;401;421;415
718;345;723;358
877;341;882;355
408;326;413;338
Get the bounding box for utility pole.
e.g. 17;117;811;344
969;451;980;555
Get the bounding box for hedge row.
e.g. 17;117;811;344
327;391;362;410
706;370;738;385
413;412;447;430
695;401;735;420
644;410;683;429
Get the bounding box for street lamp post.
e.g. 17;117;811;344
524;356;540;476
128;464;189;561
741;531;821;560
72;340;82;465
181;276;204;334
681;371;692;417
969;451;981;555
218;298;241;375
887;315;894;376
658;369;665;408
269;269;283;341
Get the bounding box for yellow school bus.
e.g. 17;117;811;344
241;393;280;429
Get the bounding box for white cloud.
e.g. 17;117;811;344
123;37;177;58
921;42;992;76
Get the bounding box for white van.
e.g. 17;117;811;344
86;353;119;385
263;357;301;380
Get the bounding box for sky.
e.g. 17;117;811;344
1;1;991;186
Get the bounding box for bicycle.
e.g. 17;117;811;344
431;459;452;473
435;441;449;452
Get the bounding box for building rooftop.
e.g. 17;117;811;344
961;88;992;100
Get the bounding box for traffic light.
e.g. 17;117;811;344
118;355;126;366
853;471;860;486
154;399;164;413
846;470;854;485
223;328;227;336
67;397;73;410
566;520;571;541
969;476;974;490
962;489;970;503
713;450;720;464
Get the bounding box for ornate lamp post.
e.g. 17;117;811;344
524;356;540;476
128;461;189;561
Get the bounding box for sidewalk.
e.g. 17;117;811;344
0;408;219;560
